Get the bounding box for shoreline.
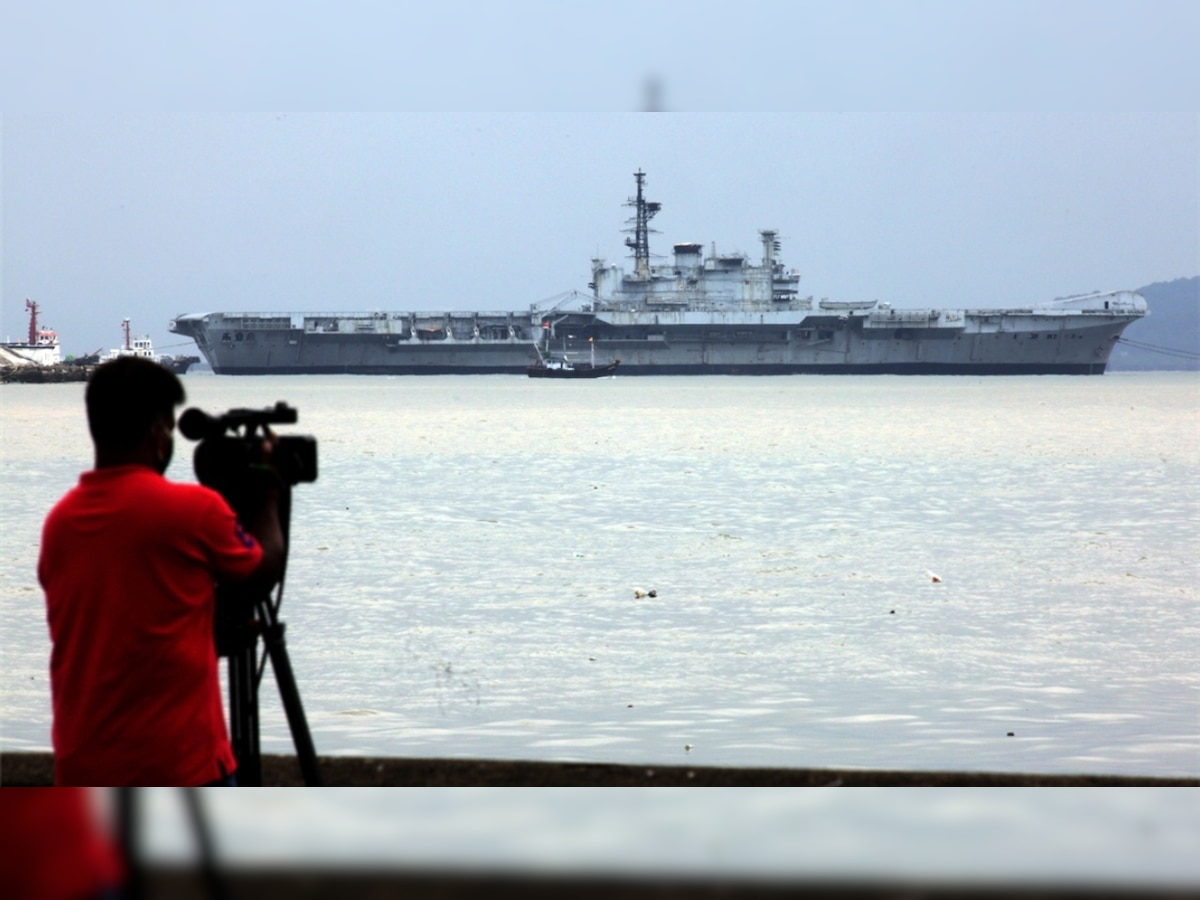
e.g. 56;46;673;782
3;752;1196;786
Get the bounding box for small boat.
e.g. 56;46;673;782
527;341;620;379
106;318;200;373
527;356;621;379
160;354;201;374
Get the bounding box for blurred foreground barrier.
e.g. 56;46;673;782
3;752;1197;786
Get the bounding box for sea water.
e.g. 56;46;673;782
2;373;1197;777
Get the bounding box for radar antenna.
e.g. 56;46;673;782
624;169;660;279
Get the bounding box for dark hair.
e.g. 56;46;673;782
86;357;186;451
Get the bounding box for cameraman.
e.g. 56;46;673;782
38;356;284;786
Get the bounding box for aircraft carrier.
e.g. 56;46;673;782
169;171;1147;375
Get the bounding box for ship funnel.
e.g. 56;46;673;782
674;242;702;274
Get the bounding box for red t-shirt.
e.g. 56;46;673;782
0;788;126;900
39;464;263;786
0;792;125;897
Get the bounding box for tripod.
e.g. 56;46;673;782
216;483;322;786
117;788;227;900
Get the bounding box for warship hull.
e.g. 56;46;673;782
169;305;1141;376
169;171;1147;376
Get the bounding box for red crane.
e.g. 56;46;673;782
25;298;39;344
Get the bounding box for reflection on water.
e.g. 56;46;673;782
2;374;1197;776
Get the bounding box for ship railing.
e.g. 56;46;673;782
218;315;297;330
598;296;794;313
866;309;940;325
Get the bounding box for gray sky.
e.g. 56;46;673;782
3;113;1196;356
3;1;1198;111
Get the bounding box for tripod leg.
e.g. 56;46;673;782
116;787;144;900
226;643;262;786
254;481;321;785
182;788;229;900
259;609;323;786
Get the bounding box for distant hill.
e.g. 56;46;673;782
1108;276;1200;371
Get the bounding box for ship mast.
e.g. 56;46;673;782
121;318;132;350
624;169;660;279
25;299;39;344
761;230;779;302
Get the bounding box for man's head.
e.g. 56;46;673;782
86;357;185;473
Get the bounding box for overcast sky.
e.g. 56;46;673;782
3;1;1198;111
2;3;1198;356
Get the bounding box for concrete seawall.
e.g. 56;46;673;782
3;752;1196;786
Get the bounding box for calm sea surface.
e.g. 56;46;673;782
2;373;1197;777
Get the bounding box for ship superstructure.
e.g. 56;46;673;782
1;299;62;367
170;171;1147;375
105;318;157;361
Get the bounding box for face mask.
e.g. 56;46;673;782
153;414;175;474
157;435;174;474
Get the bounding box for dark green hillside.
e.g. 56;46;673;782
1108;276;1200;371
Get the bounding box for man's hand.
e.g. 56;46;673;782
245;429;286;585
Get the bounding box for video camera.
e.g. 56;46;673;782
180;401;317;517
180;401;322;785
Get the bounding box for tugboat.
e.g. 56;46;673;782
527;340;620;379
106;318;200;373
105;318;157;361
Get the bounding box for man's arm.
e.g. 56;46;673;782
245;481;285;586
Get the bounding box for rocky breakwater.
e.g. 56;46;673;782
0;345;93;384
0;361;92;383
